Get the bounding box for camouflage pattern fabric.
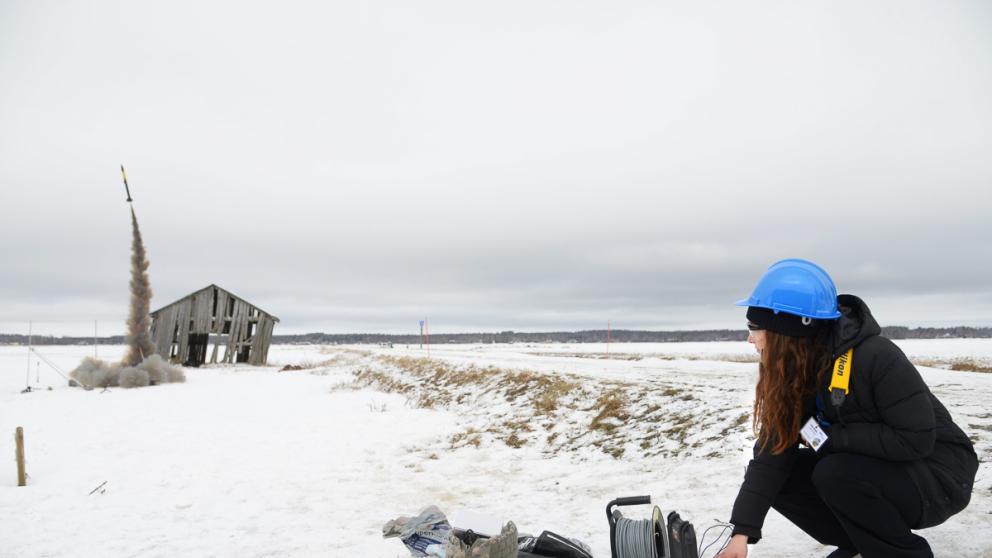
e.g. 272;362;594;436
445;521;519;558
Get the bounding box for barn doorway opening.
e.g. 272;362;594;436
185;333;209;367
236;345;252;363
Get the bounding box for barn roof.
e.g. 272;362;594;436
150;284;280;322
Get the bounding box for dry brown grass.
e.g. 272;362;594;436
719;412;750;438
351;367;415;395
949;360;992;373
534;377;579;414
450;427;483;449
339;353;741;460
662;414;693;444
913;357;992;373
279;360;324;371
280;351;369;371
488;420;533;448
590;389;630;432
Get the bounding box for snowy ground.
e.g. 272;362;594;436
1;340;990;557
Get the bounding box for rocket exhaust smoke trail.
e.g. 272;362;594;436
70;167;185;389
122;206;157;366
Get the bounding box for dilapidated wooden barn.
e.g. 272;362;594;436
150;285;279;367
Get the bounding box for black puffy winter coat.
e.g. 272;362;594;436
729;295;978;542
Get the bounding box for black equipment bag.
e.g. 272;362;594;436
519;530;593;558
666;511;698;558
454;528;592;558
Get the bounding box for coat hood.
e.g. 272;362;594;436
831;294;882;357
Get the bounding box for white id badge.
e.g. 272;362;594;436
801;417;829;451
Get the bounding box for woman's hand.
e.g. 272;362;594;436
715;534;748;558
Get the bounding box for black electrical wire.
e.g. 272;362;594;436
697;521;734;558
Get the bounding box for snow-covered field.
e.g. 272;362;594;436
1;341;990;557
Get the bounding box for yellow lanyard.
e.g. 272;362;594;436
829;348;854;407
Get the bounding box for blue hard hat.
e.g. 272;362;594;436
735;258;842;320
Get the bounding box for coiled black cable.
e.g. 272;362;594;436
612;505;665;558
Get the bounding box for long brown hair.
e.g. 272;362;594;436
753;329;831;454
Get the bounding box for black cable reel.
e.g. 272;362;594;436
606;496;670;558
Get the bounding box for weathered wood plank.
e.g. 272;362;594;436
226;300;247;363
193;289;212;332
156;305;178;359
259;317;274;364
213;289;229;334
176;299;192;363
249;315;273;365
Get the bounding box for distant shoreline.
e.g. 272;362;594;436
2;326;990;346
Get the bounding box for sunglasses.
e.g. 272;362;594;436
746;322;763;332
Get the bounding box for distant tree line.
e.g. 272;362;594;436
0;334;127;346
1;326;988;346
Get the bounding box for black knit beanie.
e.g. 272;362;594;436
746;306;827;338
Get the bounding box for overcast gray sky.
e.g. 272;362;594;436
2;1;991;336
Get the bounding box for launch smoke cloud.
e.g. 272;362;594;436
70;204;184;388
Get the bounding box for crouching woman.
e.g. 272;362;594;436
716;259;978;558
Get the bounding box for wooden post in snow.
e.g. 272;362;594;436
15;427;26;486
